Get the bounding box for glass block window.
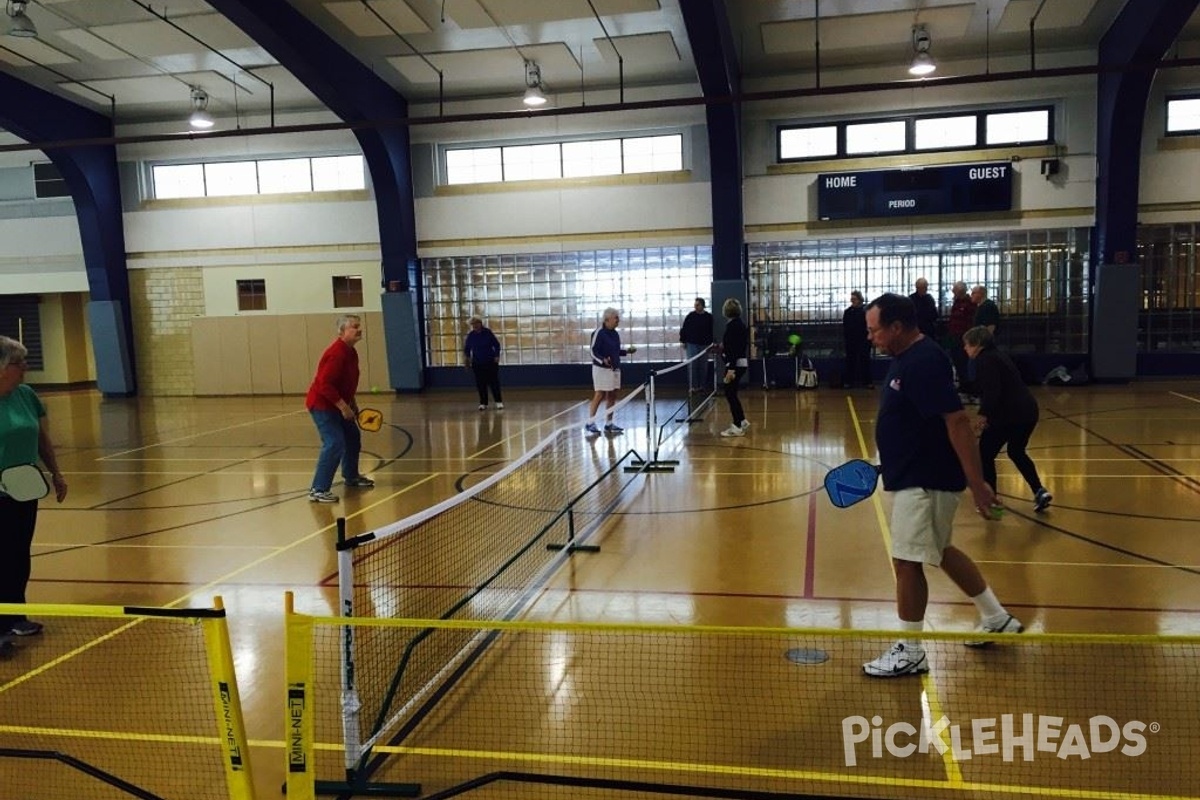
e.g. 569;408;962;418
748;228;1089;357
422;246;712;366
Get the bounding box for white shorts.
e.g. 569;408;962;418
889;487;960;565
592;365;620;392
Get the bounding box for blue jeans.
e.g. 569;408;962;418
310;410;362;492
684;343;708;390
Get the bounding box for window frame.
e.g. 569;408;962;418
1165;94;1200;136
236;279;267;312
150;154;365;200
777;105;1054;163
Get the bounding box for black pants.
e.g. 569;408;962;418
724;367;746;425
0;496;37;630
950;342;971;391
472;361;502;405
843;342;872;387
979;420;1044;496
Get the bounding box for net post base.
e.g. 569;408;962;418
314;779;421;797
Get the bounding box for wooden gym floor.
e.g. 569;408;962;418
5;379;1200;798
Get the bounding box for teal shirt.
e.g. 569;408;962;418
0;384;45;470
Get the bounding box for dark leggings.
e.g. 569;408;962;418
724;367;746;425
979;420;1044;495
0;495;37;630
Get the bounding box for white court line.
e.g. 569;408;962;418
1170;390;1200;404
468;400;588;460
96;410;306;460
34;542;277;551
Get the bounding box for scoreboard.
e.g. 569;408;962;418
816;162;1013;220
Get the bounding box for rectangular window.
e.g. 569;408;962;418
151;155;365;199
445;147;503;185
312;155;366;190
236;279;267;311
332;275;364;308
986;109;1051;145
258;158;313;194
915;115;977;150
0;295;43;370
562;139;622;178
622;135;683;173
1166;97;1200;134
502;143;562;181
33;162;70;199
204;161;259;197
153;164;206;199
845;120;906;154
779;126;838;160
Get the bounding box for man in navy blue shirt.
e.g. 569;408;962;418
586;307;635;435
862;293;1022;678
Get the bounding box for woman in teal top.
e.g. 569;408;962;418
0;336;67;660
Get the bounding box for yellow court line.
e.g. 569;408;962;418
96;409;307;460
845;395;963;787
0;724;219;746
33;542;279;551
976;559;1200;569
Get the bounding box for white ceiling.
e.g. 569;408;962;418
0;0;1195;129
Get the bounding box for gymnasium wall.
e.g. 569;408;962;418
1;57;1200;394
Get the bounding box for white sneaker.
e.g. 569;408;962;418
478;404;486;411
496;402;504;410
965;614;1024;648
739;419;751;431
308;489;339;504
720;424;744;437
862;642;929;677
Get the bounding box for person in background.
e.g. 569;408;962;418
0;335;67;660
305;314;374;503
971;285;1000;334
585;307;635;435
909;277;940;339
860;294;1022;678
678;297;714;393
946;281;977;392
718;298;751;437
963;326;1052;512
842;290;872;389
463;315;503;411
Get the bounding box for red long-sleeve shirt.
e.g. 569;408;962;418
305;339;359;412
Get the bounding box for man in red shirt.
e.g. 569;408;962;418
305;315;374;503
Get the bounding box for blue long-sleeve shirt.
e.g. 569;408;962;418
464;327;501;363
590;326;623;368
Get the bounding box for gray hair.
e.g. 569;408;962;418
602;307;620;322
0;335;27;370
722;297;742;318
336;314;361;332
468;315;483;325
963;325;995;348
971;285;988;298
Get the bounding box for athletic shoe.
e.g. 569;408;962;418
604;423;624;435
0;640;15;661
720;424;745;437
1034;488;1053;512
344;476;375;488
308;490;339;503
965;614;1024;648
739;419;751;431
862;642;928;677
7;620;43;637
584;422;601;435
496;403;504;410
478;404;487;411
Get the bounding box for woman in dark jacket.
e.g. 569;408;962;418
963;326;1053;512
841;290;871;388
719;298;750;437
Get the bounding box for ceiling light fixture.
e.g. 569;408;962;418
188;87;215;130
909;25;936;76
523;60;547;107
6;0;37;38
